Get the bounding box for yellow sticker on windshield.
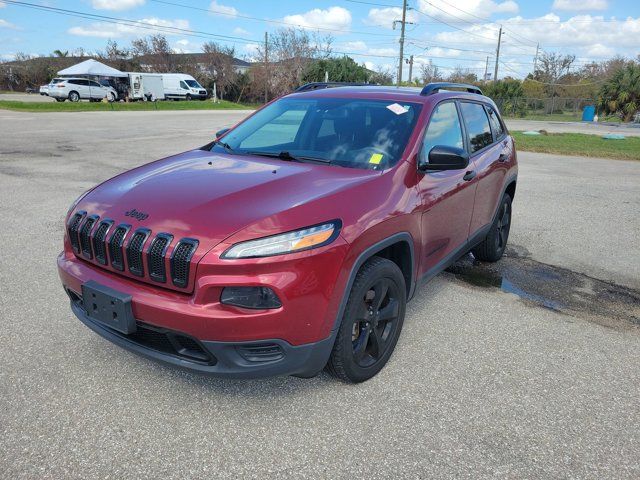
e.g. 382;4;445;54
369;153;383;165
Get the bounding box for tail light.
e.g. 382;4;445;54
57;84;65;87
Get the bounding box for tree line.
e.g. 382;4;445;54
1;29;638;120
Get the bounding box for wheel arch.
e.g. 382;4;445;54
330;232;415;333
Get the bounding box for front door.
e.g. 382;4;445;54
416;101;477;277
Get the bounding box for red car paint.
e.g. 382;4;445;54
58;86;517;378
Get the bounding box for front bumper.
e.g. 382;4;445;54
69;295;335;378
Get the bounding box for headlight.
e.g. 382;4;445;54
222;220;341;259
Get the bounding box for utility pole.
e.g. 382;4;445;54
397;0;408;86
406;55;414;84
533;42;540;73
264;31;268;104
493;25;502;83
484;56;489;81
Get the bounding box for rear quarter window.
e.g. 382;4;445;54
486;106;505;140
460;102;493;153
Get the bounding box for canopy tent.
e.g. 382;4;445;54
57;59;128;78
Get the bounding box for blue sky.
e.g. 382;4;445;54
1;0;639;79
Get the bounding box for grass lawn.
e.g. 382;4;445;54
505;113;622;123
512;131;640;161
0;99;254;112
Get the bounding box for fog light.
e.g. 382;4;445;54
220;286;282;309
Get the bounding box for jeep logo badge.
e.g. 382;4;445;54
124;208;149;221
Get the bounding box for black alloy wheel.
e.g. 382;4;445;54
326;256;406;383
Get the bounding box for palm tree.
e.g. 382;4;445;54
52;49;69;58
598;63;640;122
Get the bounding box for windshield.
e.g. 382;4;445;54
212;97;422;170
185;80;202;89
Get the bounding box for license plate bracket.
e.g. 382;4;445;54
81;280;137;334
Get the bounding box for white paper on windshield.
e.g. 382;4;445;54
386;103;409;115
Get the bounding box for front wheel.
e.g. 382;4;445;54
326;256;406;383
185;93;192;101
472;193;512;262
108;92;116;102
55;98;65;102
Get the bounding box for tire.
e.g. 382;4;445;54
185;93;192;101
68;91;80;102
55;98;65;102
472;193;512;262
326;256;406;383
108;92;116;102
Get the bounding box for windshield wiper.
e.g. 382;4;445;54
243;150;330;164
213;139;234;153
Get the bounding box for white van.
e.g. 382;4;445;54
161;73;208;100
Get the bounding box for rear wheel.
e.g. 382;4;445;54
68;91;80;102
472;193;512;262
326;256;406;383
55;98;65;102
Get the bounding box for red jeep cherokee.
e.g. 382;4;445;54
58;82;517;382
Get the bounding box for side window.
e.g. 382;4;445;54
460;102;493;153
422;102;464;157
486;106;505;140
179;81;189;90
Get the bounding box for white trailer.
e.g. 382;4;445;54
126;72;165;101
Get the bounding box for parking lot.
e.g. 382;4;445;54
1;109;639;478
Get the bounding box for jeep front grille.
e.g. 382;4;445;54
69;212;199;290
92;219;113;265
148;233;173;283
79;215;99;259
126;228;150;277
67;210;86;254
170;239;199;288
108;224;130;271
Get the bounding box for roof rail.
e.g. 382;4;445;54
295;82;373;92
420;82;483;96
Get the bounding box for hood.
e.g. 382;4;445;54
77;149;379;254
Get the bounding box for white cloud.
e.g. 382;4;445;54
68;17;190;38
0;2;6;8
233;27;250;36
209;1;238;17
368;47;396;57
364;7;419;29
417;0;518;20
91;0;145;11
341;40;367;51
0;18;17;29
243;43;260;59
283;6;352;32
552;0;608;11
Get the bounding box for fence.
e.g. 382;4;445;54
493;97;597;118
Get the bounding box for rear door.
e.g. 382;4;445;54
416;101;478;275
88;80;103;99
459;102;510;234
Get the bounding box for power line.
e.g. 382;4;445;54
411;7;498;41
149;0;399;37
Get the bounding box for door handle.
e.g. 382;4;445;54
463;170;476;181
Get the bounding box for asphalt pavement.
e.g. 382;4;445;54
0;109;638;479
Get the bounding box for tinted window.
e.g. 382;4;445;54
422;102;464;157
185;79;201;88
216;98;422;170
179;81;189;90
89;81;101;87
69;79;85;85
486;107;505;139
460;102;493;153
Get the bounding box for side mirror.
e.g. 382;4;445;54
418;145;469;172
215;128;230;139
